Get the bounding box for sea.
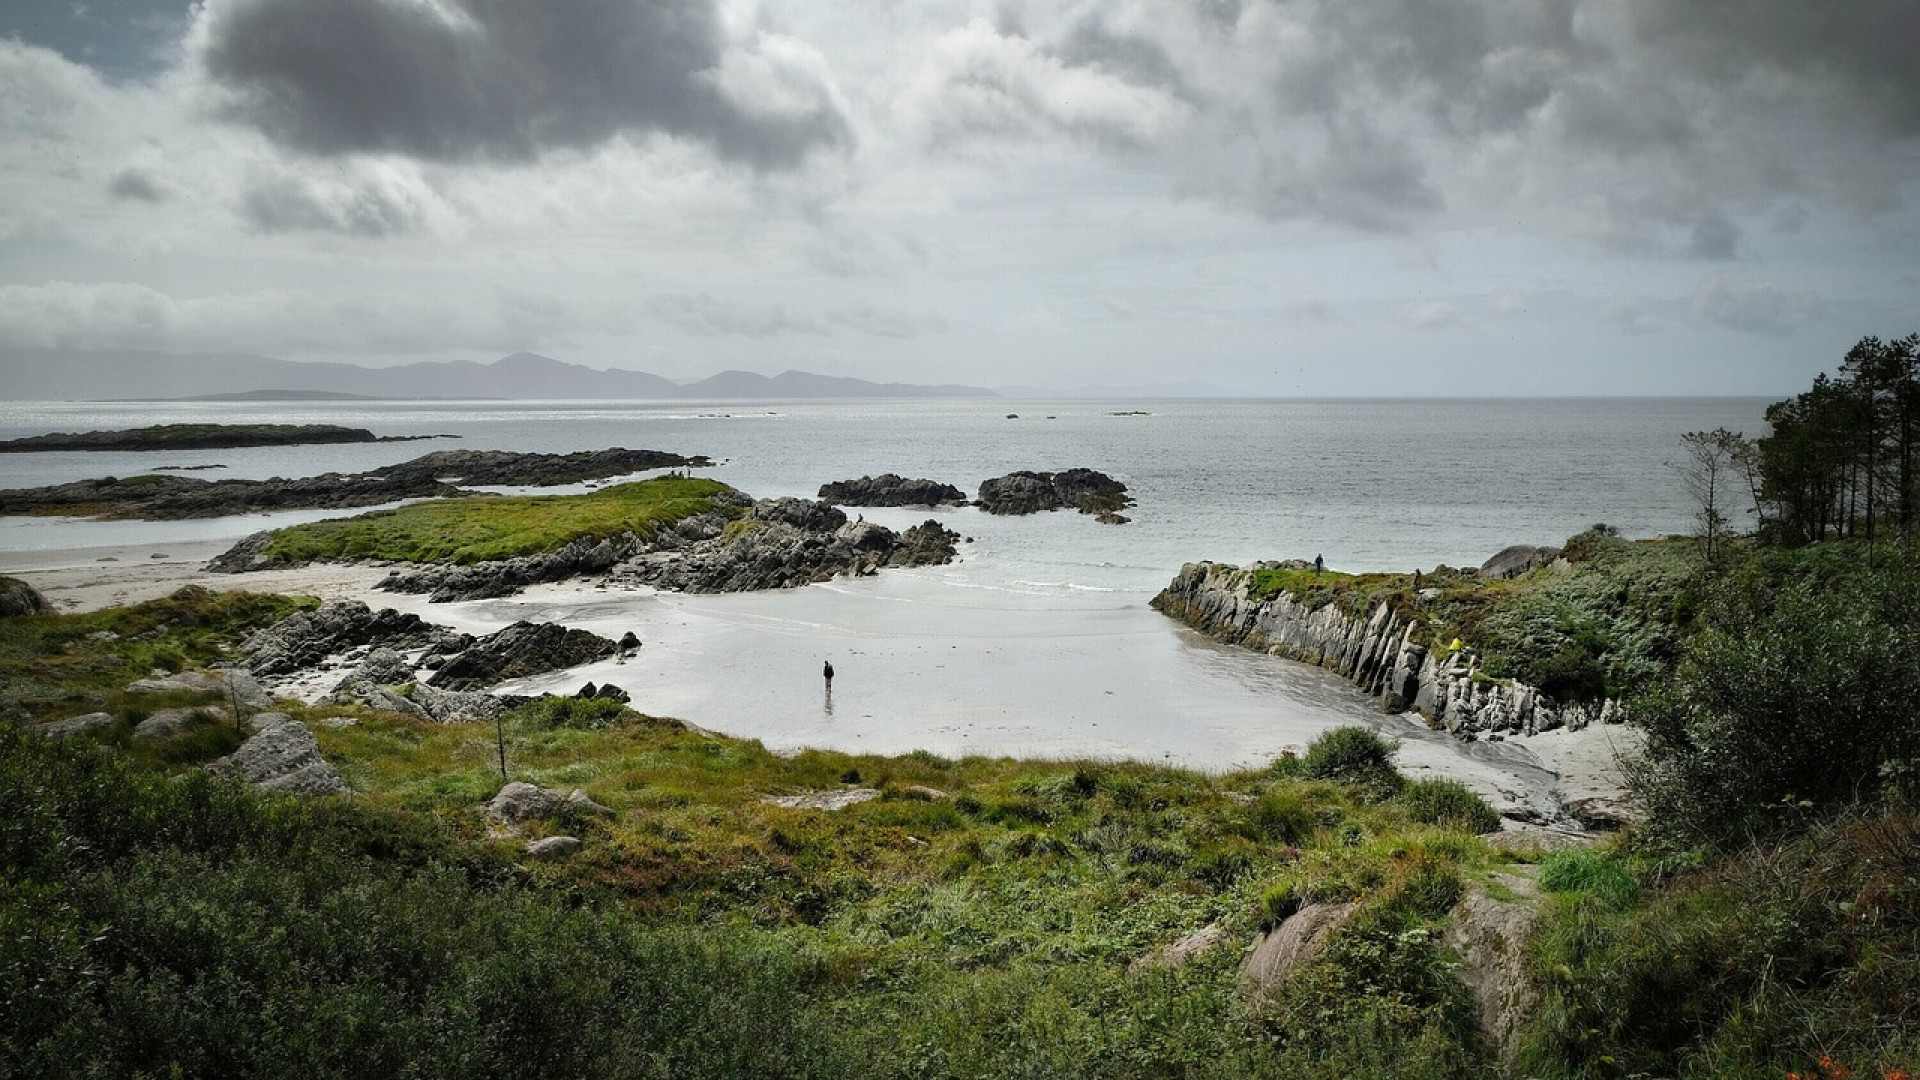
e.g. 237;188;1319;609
0;397;1769;794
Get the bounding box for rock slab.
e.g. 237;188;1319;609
210;715;350;796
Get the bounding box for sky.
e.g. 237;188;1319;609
1;0;1917;396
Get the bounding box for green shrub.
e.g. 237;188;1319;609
508;695;633;731
1245;788;1316;844
1304;727;1401;794
1396;780;1501;834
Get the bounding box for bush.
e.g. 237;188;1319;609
1397;780;1501;835
1629;553;1920;847
1536;849;1639;911
509;695;633;731
1304;727;1401;792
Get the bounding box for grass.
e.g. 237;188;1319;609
13;579;1917;1079
256;475;740;565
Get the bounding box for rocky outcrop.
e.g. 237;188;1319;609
818;474;968;507
1151;561;1624;740
370;495;750;601
133;706;225;740
425;621;620;692
611;500;960;594
242;601;463;676
323;676;508;724
0;576;52;616
14;446;709;522
209;714;350;796
976;469;1133;523
1479;544;1564;580
0;422;397;453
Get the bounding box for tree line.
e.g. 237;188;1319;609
1681;333;1920;556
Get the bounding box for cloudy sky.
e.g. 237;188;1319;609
1;0;1916;395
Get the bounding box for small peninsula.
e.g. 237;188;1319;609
0;422;451;453
0;447;710;520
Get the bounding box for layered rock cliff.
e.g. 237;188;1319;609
1151;561;1623;738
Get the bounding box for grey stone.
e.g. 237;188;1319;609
761;788;881;810
1477;544;1562;581
211;718;349;796
36;712;113;738
0;576;53;617
426;621;619;692
525;836;581;859
1447;876;1541;1069
488;781;565;825
566;789;614;816
133;705;225;740
1132;923;1230;972
124;667;271;709
1239;902;1358;1006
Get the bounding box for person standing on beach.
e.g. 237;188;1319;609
823;660;834;689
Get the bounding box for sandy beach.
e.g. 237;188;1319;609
5;536;1637;827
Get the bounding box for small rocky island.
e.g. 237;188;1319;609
817;474;968;507
207;477;961;601
0;422;450;453
0;447;710;520
977;468;1133;523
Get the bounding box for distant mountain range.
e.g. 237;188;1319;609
0;350;997;401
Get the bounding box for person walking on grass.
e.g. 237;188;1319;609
1314;553;1324;574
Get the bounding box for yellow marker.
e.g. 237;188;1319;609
1448;638;1462;651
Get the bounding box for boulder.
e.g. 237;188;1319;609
487;781;566;825
124;667;272;709
426;621;620;692
35;712;114;739
133;706;225;740
818;474;967;507
0;576;52;617
210;716;350;796
1238;901;1359;1005
1477;545;1562;580
352;647;416;687
525;836;581;859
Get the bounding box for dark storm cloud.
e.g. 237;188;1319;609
196;0;849;169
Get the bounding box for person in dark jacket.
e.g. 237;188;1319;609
823;659;835;689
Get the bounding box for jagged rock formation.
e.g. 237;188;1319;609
610;499;960;594
1152;561;1624;739
0;576;52;616
818;474;968;507
243;601;464;677
976;469;1133;523
323;676;509;724
426;622;620;692
209;714;350;796
9;446;709;522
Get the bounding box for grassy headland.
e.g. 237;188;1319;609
254;475;739;565
5;535;1919;1077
